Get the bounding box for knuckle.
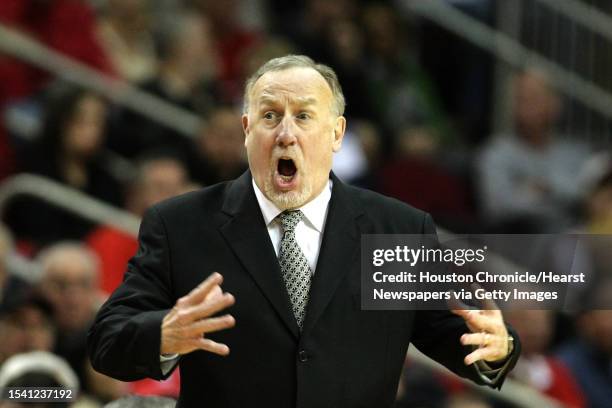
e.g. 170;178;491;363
176;310;190;322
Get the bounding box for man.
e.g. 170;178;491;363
39;243;102;335
194;106;248;186
39;243;128;402
478;70;590;232
88;55;519;407
87;152;193;295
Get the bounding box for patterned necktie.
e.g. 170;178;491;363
278;210;312;329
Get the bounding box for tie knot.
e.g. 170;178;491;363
279;210;303;233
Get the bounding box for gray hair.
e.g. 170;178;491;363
104;396;176;408
36;241;99;281
243;54;346;116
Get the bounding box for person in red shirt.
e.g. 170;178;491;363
87;153;192;295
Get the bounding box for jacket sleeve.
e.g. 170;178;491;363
409;213;521;389
87;206;175;381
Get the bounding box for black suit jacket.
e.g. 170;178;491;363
88;171;519;408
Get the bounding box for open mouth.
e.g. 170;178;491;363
274;158;299;190
277;158;297;180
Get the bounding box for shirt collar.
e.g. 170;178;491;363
252;178;332;233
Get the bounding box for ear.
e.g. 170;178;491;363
332;116;346;153
242;113;250;147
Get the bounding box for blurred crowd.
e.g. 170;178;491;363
0;0;611;407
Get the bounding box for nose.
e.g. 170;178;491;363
276;115;297;147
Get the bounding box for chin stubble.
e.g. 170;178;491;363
263;172;312;210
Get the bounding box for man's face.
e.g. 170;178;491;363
243;67;345;209
42;252;97;331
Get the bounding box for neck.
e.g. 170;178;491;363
61;157;88;188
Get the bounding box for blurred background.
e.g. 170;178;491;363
0;0;611;407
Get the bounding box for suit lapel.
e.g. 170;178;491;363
302;174;363;334
219;171;300;339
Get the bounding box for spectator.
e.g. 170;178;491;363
361;3;451;145
38;242;101;334
87;153;192;295
6;86;122;248
344;120;383;190
37;242;125;402
193;107;247;186
107;10;219;169
319;17;373;122
25;86;120;203
278;0;357;62
505;309;585;408
395;358;457;408
0;0;115;109
0;290;55;366
478;70;590;232
0;0;116;180
96;0;157;83
193;0;263;103
557;282;612;408
378;126;473;231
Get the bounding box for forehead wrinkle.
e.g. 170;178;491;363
257;91;319;108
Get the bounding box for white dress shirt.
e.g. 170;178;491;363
251;178;332;273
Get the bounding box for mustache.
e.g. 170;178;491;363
271;147;302;163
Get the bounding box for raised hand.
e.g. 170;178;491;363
449;292;510;366
161;272;235;356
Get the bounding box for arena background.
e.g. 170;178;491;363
0;1;611;407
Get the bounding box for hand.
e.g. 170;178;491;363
161;272;235;356
450;293;510;366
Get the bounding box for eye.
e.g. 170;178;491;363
263;111;276;120
296;112;310;120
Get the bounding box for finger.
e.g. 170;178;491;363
450;308;472;319
196;338;230;356
460;333;489;347
450;308;479;333
204;285;223;302
452;308;482;327
461;310;499;333
186;292;235;321
186;314;235;337
464;347;491;365
182;273;223;306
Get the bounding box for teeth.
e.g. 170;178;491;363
279;175;293;181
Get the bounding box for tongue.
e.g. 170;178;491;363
278;159;296;177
